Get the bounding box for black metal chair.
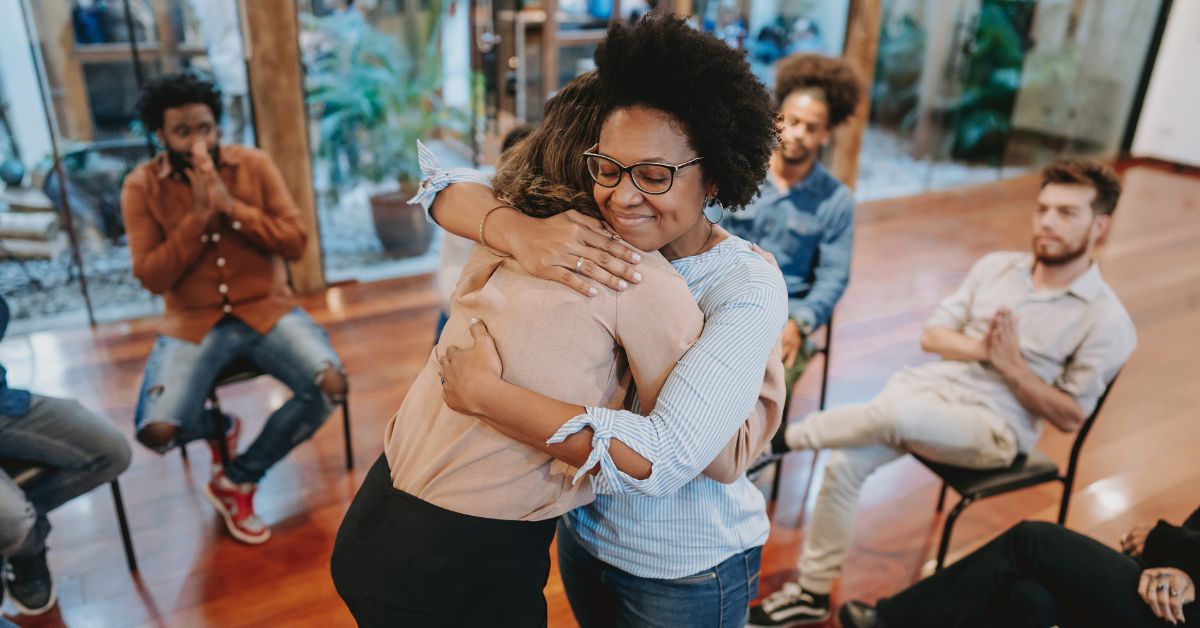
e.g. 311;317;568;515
179;357;354;470
761;318;834;499
918;373;1121;571
0;460;137;572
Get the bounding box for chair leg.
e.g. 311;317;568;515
110;480;138;572
769;456;784;500
936;482;948;513
1057;478;1072;525
210;397;231;469
341;398;354;470
936;497;972;572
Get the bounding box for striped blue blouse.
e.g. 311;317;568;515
413;146;788;579
555;237;787;578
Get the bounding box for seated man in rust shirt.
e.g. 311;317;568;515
120;73;346;545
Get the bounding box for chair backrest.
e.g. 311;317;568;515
1064;370;1122;480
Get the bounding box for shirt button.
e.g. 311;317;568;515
218;283;228;294
231;220;242;230
211;233;221;243
223;304;232;313
217;257;226;267
201;234;209;243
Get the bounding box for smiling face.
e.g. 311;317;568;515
591;106;714;258
1032;182;1110;266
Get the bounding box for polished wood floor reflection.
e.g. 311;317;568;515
3;162;1198;627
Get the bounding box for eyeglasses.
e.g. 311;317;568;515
583;145;704;195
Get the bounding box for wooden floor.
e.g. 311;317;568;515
3;162;1198;627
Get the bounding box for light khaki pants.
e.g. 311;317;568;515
786;374;1019;594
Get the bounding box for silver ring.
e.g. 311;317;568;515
1157;583;1168;591
1158;572;1173;579
575;256;586;273
1171;588;1180;597
439;375;445;385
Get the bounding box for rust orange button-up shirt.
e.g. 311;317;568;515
120;145;306;343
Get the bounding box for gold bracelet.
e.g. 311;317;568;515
479;205;516;258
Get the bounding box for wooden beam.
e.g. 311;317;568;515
241;0;325;293
151;0;180;73
28;0;94;141
831;0;882;190
540;0;559;101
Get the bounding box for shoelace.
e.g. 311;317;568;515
762;582;811;613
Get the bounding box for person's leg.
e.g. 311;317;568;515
133;328;243;452
0;395;131;615
786;377;1018;471
877;521;1167;628
230;308;343;484
750;444;903;626
798;445;903;594
557;520;620;628
0;470;35;557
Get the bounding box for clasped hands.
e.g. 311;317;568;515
188;140;234;220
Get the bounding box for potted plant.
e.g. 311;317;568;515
301;4;464;258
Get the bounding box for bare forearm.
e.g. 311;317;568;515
428;182;533;256
1002;364;1086;432
474;379;653;479
921;327;989;362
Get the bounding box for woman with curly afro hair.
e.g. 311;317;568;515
427;13;788;626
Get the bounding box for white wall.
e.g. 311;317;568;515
0;0;54;169
1132;0;1200;167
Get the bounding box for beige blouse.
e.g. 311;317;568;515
384;244;783;521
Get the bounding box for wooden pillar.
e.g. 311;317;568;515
240;0;325;293
541;0;559;101
152;0;180;74
830;0;882;190
28;0;94;141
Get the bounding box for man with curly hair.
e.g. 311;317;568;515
120;73;346;545
750;159;1135;625
722;53;861;453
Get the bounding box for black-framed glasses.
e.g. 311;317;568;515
583;145;704;195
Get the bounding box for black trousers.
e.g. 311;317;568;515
331;454;558;627
877;520;1196;628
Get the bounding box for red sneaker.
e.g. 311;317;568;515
203;472;271;545
206;414;242;475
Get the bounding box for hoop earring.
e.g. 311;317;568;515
702;199;724;225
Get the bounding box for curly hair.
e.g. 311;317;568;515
774;53;862;128
492;72;606;219
136;72;223;132
1041;158;1122;216
594;14;777;211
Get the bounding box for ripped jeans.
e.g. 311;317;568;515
133;308;342;485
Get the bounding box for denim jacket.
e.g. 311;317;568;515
721;162;853;330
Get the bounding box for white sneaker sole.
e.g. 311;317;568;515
202;482;271;545
7;574;56;616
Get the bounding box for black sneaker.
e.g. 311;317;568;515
2;551;57;615
748;582;830;626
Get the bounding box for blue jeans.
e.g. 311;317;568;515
0;395;131;557
557;520;761;628
133;308;342;485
